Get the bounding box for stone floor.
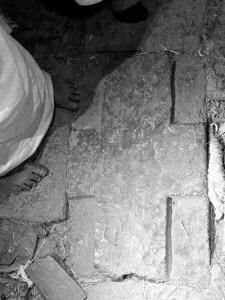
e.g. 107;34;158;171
2;0;225;299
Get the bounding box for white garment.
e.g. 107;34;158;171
0;23;54;176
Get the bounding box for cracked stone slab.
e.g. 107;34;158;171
205;0;225;100
170;196;210;289
67;52;207;279
67;124;206;280
174;55;205;123
140;0;207;53
0;124;69;223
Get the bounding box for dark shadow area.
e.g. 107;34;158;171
37;0;108;19
0;0;155;120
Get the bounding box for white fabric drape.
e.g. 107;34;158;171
0;23;54;176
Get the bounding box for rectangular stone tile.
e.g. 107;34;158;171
170;196;210;289
175;55;205;123
0;125;69;223
26;256;86;300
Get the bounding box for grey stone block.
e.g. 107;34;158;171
26;256;86;300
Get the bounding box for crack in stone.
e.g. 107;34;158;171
112;273;167;284
94;265;167;284
167;52;176;124
206;122;216;264
166;197;173;278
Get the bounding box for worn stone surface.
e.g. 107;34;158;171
170;196;210;289
140;0;206;53
175;55;206;123
0;219;37;265
87;280;206;300
67;197;97;275
205;0;225;100
0;124;69;223
67;48;207;279
26;256;86;300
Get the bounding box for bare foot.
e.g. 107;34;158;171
52;75;80;111
0;162;49;194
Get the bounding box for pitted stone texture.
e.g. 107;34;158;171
87;280;206;300
0;125;69;222
175;55;205;123
170;196;210;289
140;0;206;53
205;0;225;99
